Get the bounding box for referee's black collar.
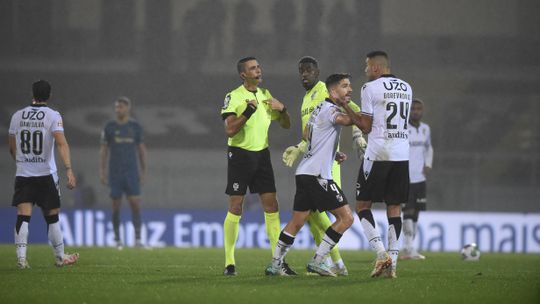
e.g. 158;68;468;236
29;103;48;108
381;74;396;78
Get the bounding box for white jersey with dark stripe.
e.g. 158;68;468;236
409;121;433;183
361;75;413;161
296;100;342;180
8;105;64;177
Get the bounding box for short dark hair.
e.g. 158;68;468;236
298;56;318;68
325;73;351;89
32;80;51;102
237;56;257;74
412;98;424;105
116;96;131;106
366;50;389;60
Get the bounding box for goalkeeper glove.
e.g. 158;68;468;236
352;127;367;158
282;141;307;167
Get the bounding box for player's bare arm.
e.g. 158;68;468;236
223;99;258;137
338;101;372;134
8;134;16;160
138;143;147;185
53;131;76;189
264;98;291;129
99;143;109;185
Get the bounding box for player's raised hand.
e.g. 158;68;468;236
335;151;347;164
66;168;77;189
263;98;285;112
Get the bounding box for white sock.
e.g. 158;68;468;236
48;222;64;260
388;223;401;270
402;218;414;252
272;231;294;267
15;222;29;260
360;218;386;259
314;234;337;263
413;221;418;250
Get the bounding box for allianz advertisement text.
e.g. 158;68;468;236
0;209;538;253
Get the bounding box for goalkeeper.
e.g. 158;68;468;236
282;56;366;275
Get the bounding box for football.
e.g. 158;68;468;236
461;243;481;261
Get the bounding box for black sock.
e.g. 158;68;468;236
132;209;142;240
278;231;295;246
388;217;402;239
357;209;376;227
16;215;31;234
44;214;59;233
112;210;121;241
324;226;342;243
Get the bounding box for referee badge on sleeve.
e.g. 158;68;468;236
222;95;231;109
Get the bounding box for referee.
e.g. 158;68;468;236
220;57;290;276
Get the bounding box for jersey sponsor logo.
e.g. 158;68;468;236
301;106;314;117
387;131;408;139
114;136;135;144
21;110;46;120
382;80;408;92
17;156;46;163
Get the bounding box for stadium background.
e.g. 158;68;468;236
0;0;539;249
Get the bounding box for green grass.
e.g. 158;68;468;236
0;245;539;304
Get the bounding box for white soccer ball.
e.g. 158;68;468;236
461;243;481;261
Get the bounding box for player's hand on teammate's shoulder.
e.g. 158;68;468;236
263;98;285;112
66;168;77;189
335;151;347;164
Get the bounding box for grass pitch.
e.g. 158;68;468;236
0;245;538;304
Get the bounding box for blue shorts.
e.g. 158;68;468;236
109;173;140;199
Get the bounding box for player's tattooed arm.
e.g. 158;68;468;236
8;135;16;160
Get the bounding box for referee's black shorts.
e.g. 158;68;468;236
12;174;61;210
225;146;276;195
356;159;409;205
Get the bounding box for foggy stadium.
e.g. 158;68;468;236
0;0;539;303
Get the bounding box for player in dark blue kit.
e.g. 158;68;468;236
100;97;148;249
